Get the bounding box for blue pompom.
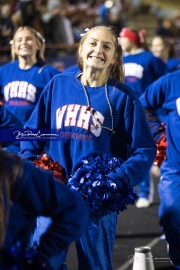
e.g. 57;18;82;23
0;242;36;269
68;155;138;213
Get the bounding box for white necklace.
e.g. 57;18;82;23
81;82;115;134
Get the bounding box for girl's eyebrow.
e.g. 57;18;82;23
88;38;113;45
16;36;33;39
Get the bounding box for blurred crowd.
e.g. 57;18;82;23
0;0;180;60
0;0;126;57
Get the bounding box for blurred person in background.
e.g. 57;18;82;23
11;0;46;36
0;3;15;47
151;35;180;73
95;0;110;26
95;0;128;34
119;27;166;208
108;0;128;35
155;18;178;38
42;0;74;55
119;27;166;97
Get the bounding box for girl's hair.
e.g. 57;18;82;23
0;150;23;248
11;26;45;61
77;25;125;82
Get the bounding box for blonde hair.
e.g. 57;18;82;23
11;26;45;61
0;150;23;248
77;25;125;83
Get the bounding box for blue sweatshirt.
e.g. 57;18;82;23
123;50;166;97
2;155;89;262
20;71;156;188
166;57;180;73
140;69;180;167
0;105;22;129
0;60;60;125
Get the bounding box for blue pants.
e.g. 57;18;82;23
136;168;154;201
76;211;117;270
158;161;180;268
33;212;117;270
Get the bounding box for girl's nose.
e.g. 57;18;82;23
21;38;27;44
95;43;103;54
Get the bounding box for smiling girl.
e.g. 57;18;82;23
20;25;156;270
0;26;60;126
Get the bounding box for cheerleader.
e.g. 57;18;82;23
140;69;180;269
0;26;60;126
119;27;167;208
20;25;156;270
150;35;180;73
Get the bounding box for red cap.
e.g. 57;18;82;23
119;28;141;46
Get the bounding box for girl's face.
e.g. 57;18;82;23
13;29;39;59
119;37;134;52
151;37;165;58
79;29;117;71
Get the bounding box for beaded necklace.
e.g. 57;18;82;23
81;82;115;134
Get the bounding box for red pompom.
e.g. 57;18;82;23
34;153;67;184
154;133;167;167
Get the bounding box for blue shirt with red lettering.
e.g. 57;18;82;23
123;49;166;97
0;60;60;125
20;71;156;188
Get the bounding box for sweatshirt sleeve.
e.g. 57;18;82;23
19;85;51;160
120;97;157;187
139;75;168;139
14;160;89;258
0;105;23;129
0;106;23;153
108;92;157;188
